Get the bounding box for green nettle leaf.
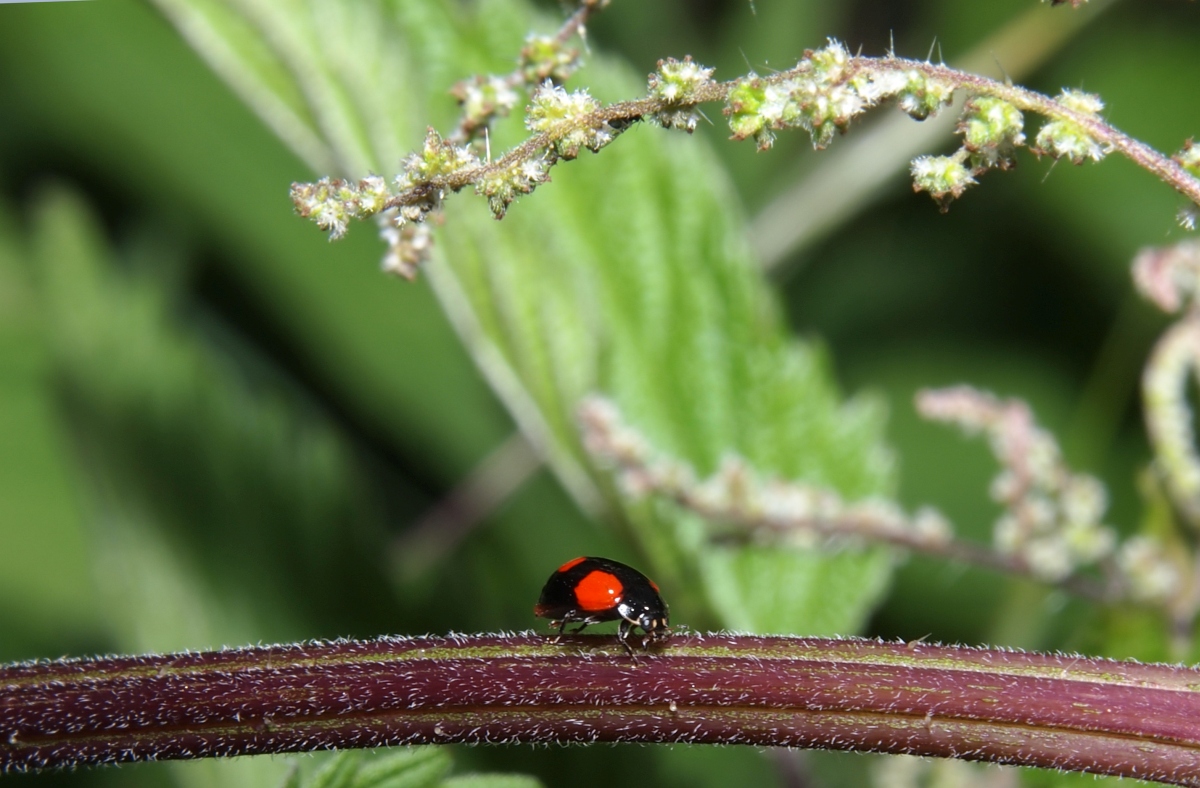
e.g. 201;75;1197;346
280;748;542;788
438;776;545;788
26;186;302;788
149;0;895;634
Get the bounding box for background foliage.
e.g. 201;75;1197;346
0;0;1197;786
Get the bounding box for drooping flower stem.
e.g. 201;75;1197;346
293;44;1200;253
4;633;1200;784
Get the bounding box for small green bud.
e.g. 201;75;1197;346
807;39;851;81
1034;89;1108;164
897;71;954;120
726;75;776;150
911;153;976;210
399;128;480;187
1174;139;1200;177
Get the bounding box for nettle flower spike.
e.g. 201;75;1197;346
959;97;1026;170
726;40;931;152
290;175;389;240
648;56;715;133
395;128;481;223
910;152;976;211
1034;89;1109;164
526;82;612;159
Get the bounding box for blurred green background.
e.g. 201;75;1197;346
1;0;1197;786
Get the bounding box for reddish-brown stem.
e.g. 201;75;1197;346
851;57;1200;206
378;53;1200;218
4;633;1200;784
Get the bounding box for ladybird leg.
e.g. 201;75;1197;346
617;619;636;657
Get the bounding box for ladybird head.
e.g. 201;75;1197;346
618;592;670;643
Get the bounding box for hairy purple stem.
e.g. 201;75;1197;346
4;633;1200;784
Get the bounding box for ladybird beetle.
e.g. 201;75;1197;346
534;556;670;654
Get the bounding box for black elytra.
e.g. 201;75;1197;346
534;556;670;655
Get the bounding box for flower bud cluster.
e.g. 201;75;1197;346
526;82;613;159
1117;536;1180;603
648;56;715;133
1175;139;1200;176
1034;89;1109;164
519;34;581;86
1175;141;1200;229
451;75;520;139
727;40;864;151
475;155;553;219
910;153;976;211
917;387;1177;600
959;97;1026;170
396;129;480;208
1133;241;1200;314
290;175;389;240
893;70;955;121
379;219;433;281
578;396;954;553
725;41;956;152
